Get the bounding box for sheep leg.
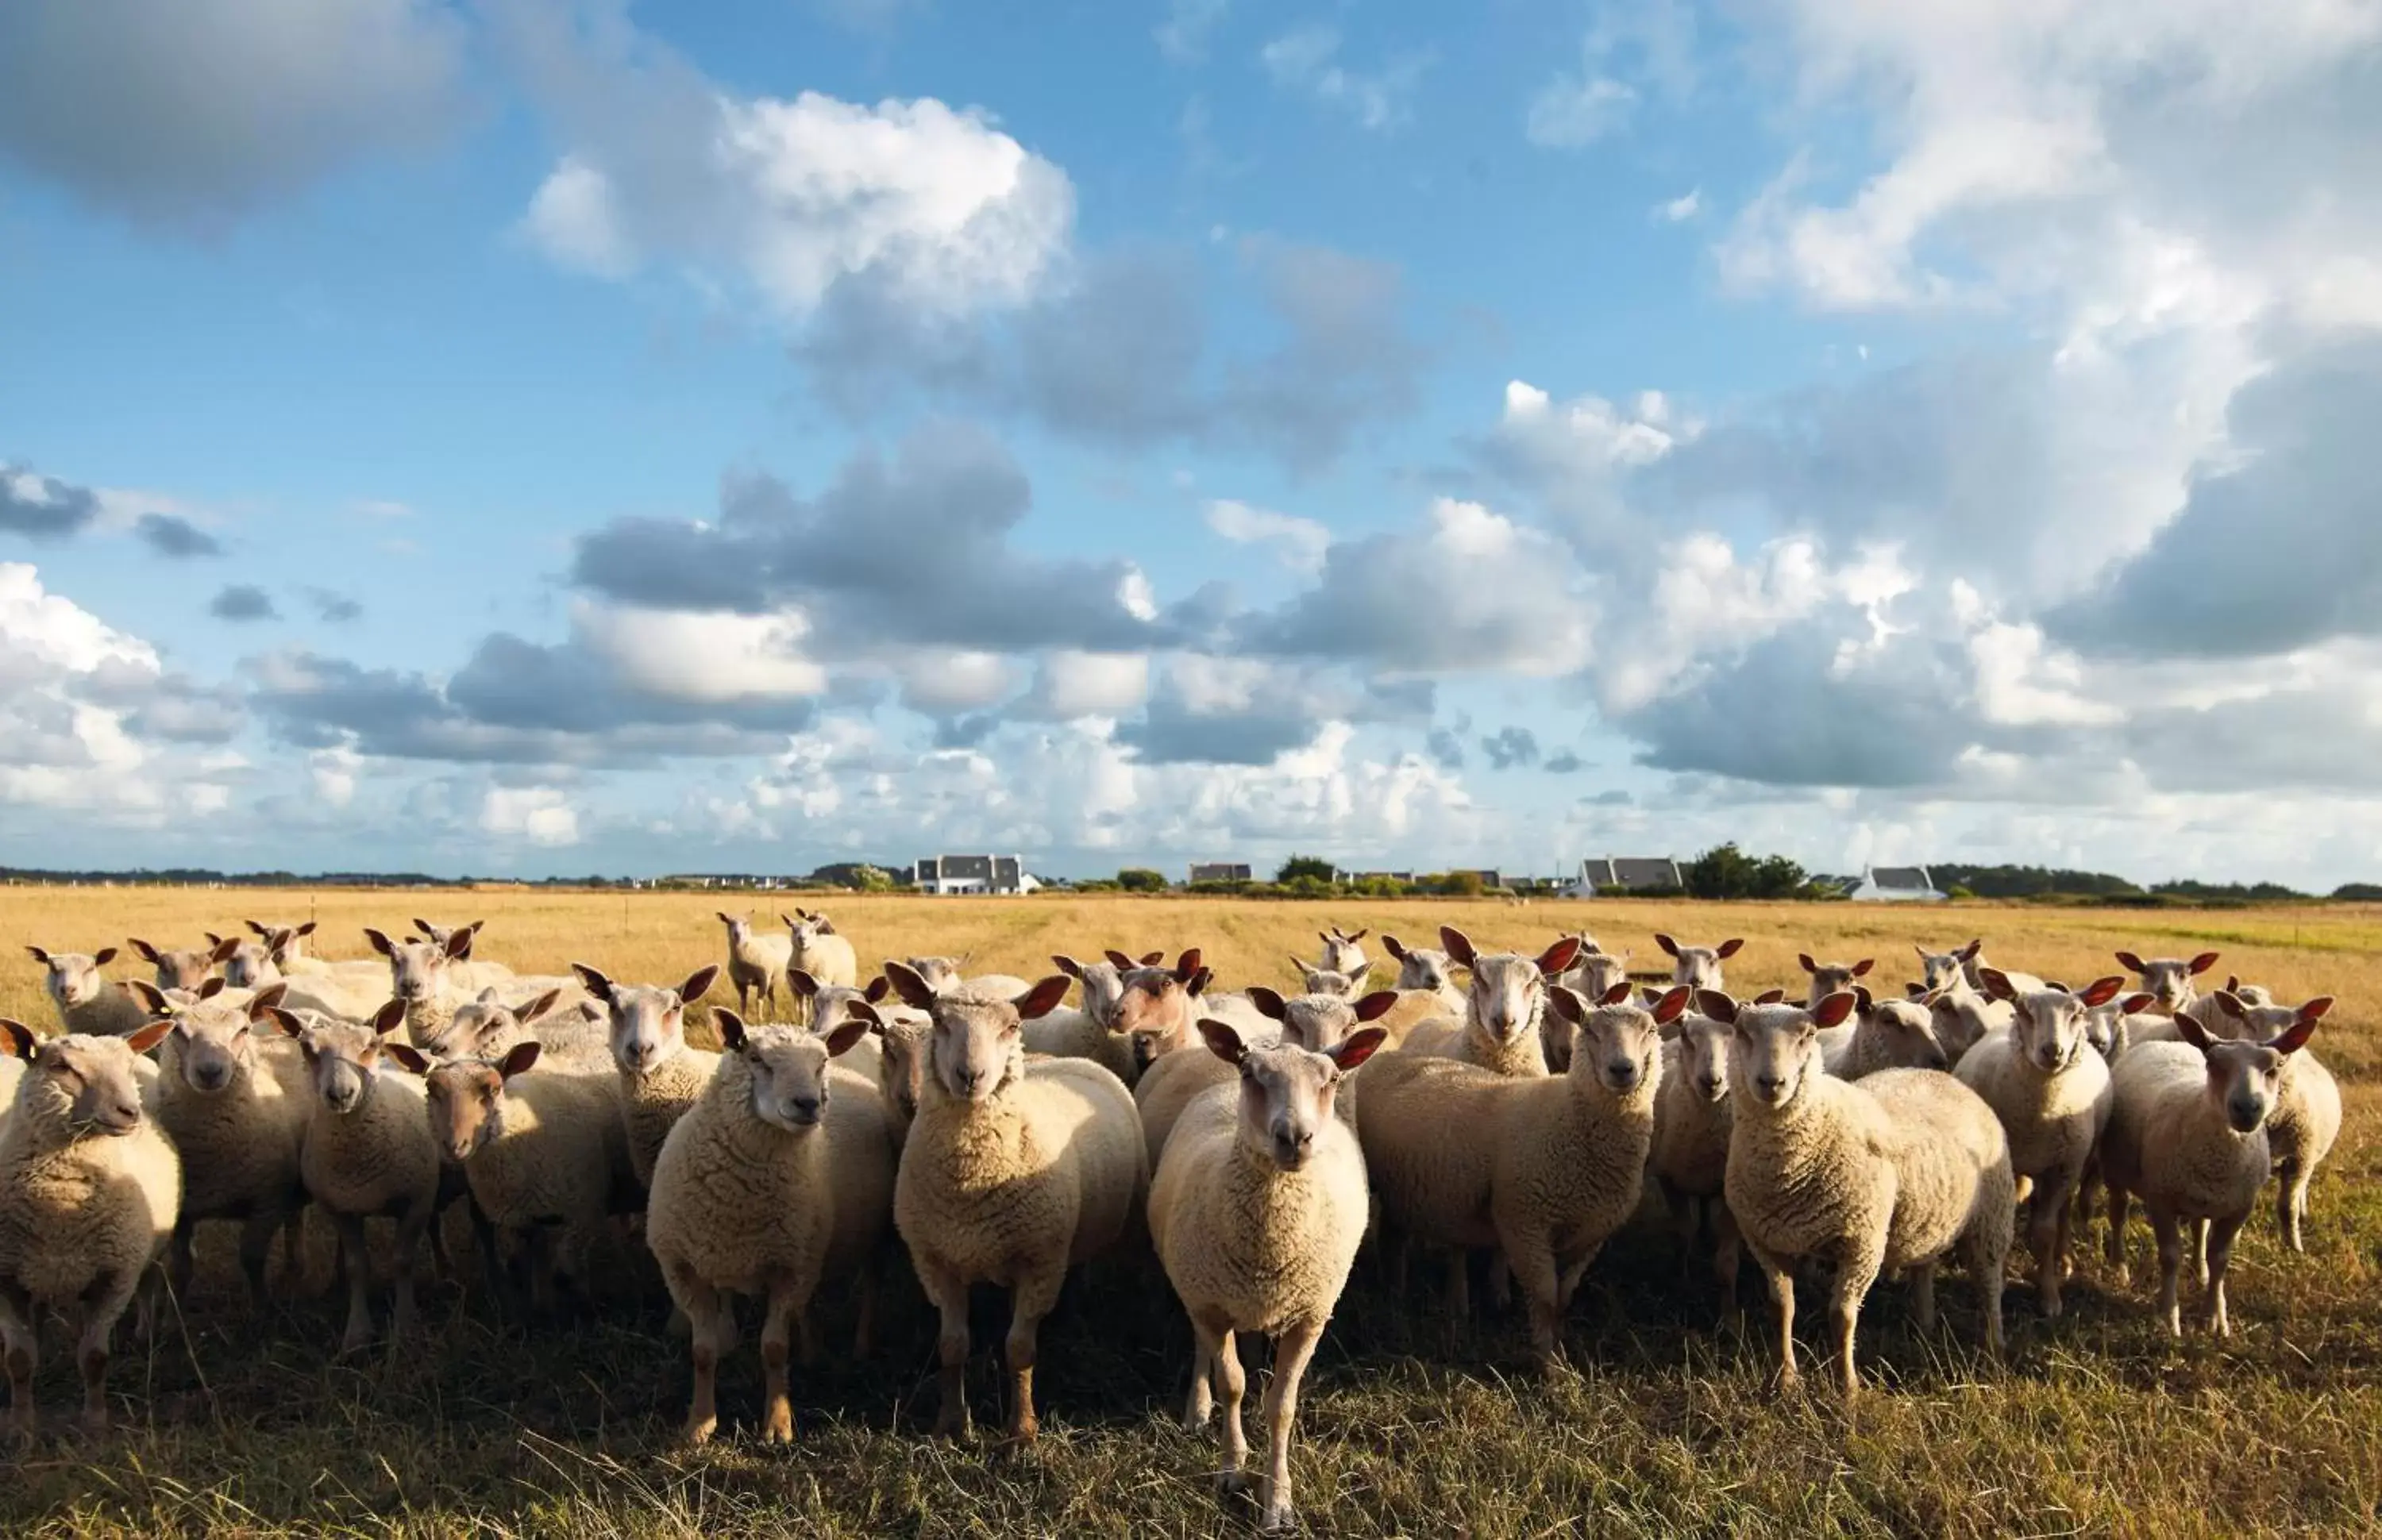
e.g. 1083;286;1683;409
334;1212;376;1355
1;1283;38;1437
2202;1215;2245;1338
1258;1319;1324;1534
167;1218;198;1304
736;976;754;1017
75;1268;138;1436
2190;1219;2209;1291
1906;1260;1938;1335
1444;1249;1470;1326
2150;1208;2184;1338
1486;1245;1513;1311
2279;1164;2308;1253
280;1208;308;1295
1745;1240;1798;1393
1001;1267;1065;1446
760;1274;802;1444
1962;1220;2008;1365
1212;1321;1250;1500
2029;1168;2075;1319
390;1205;430;1342
918;1259;972;1441
1509;1233;1567;1367
237;1210;284;1309
670;1268;726;1446
2103;1183;2131;1286
1182;1315;1218;1430
1712;1205;1743;1316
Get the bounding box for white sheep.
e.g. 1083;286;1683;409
128;935;231;995
1956;972;2126;1316
150;984;313;1308
1380;934;1468;1021
0;1019;179;1435
1655;934;1744;994
363;926;515;1042
1918;968;2014;1065
1109;949;1269;1075
570;962;722;1188
408;917;487;957
412;985;611;1072
645;1007;898;1444
271;999;452;1354
26;945;149;1038
1149;1020;1386;1532
1355;984;1671;1361
1818;988;1952;1080
885;964;1147;1444
1316;926;1370;980
1713;991;2012;1396
716;911;796;1020
1136;988;1399;1167
1399;926;1581;1080
1798;952;1875;1010
1914;939;1985;993
2099;1007;2321;1335
2114;948;2221;1015
784;910;858;991
1648;989;1740;1305
1052;950;1162;1034
2191;991;2340;1253
1547;949;1633;1065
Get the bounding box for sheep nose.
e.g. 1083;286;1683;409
195;1065;226;1089
785;1096;822;1124
1755;1073;1786;1098
1696;1076;1721;1098
955;1068;985;1095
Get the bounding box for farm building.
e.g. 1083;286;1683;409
912;854;1040;895
1849;865;1945;903
1564;857;1683;897
1338;870;1416;885
1188;861;1252;884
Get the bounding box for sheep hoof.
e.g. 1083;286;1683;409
762;1407;794;1445
1216;1470;1253;1503
680;1415;716;1448
1258;1496;1297;1534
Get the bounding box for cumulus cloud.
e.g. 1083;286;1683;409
1259;26;1431;133
481;784;580;847
133;513;221;559
209;585;277;622
1204;499;1330;574
0;0;464;229
1;466;102;540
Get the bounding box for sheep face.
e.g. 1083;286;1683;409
799;978;887;1041
1112;957;1208;1072
1714;993;1853;1111
785;909;838;945
249;920;316;960
169;991;283;1095
716;912;757;948
873;1014;932;1126
1565;949;1631;1003
1199;1019;1386;1173
29;946;118;1009
1914;940;1983;993
574;964;717;1077
723;1009;871;1133
903;956;966;994
2002;976;2126;1074
1655;934;1744;992
293;1016;403;1118
1382;937;1455;994
130;937;223;994
13;1027;164;1137
2114;949;2219;1011
1293;964;1365;1002
1549;984;1679;1097
926;1002;1026;1104
219;937;285;989
418;1043;540;1162
1675;1014;1733;1103
2176;1002;2323;1133
410;918;484;957
1799;953;1875;1007
1245;987;1401;1056
368;926;476;1005
1436;926;1581;1050
1858;992;1951;1072
1054;954;1133;1029
2206;991;2333;1047
1921;978;2002;1062
1318;926;1370;979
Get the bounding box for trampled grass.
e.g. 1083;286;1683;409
2;888;2377;1537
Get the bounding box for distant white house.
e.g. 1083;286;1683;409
1850;865;1945;903
912;855;1039;895
1564;857;1683;898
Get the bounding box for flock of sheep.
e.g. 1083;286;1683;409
0;913;2345;1531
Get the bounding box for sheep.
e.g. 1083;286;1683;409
1110;949;1267;1075
2189;992;2341;1253
785;971;896;1083
885;964;1147;1443
1954;972;2126;1316
1399;926;1581;1080
1648;988;1740;1304
1136;989;1399;1167
1149;1021;1386;1532
899;955;1033;1003
1019;1001;1137;1088
1053;950;1162;1034
1798;953;1875;1010
784;910;858;991
1316;926;1370;980
408;917;486;957
245;918;319;961
2114;949;2221;1014
715;912;795;1021
1381;934;1467;1019
270;999;450;1353
2100;1007;2322;1336
868;1006;936;1146
570;963;721;1188
1355;984;1672;1359
413;986;611;1072
364;926;515;1042
1818;988;1952;1080
26;945;149;1038
384;1039;637;1321
128;935;232;995
0;1020;180;1435
1914;939;1985;993
642;1008;893;1445
1286;961;1366;1002
1919;968;2015;1065
1655;934;1744;994
1546;949;1632;1069
1712;990;2012;1396
149;984;313;1308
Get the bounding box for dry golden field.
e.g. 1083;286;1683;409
2;887;2379;1537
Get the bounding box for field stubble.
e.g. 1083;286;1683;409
1;888;2378;1537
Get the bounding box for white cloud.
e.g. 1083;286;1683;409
1204;499;1331;574
1655;188;1702;222
1526;75;1636;149
898;649;1018;714
1526;2;1698;150
480;785;581;847
572;600;826;702
1117;567;1159;622
519;156;635;279
1157;0;1230;64
1029;650;1150;718
1259;26;1431;133
310;747;360;808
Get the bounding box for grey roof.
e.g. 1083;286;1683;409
1867;866;1936;891
1581;857;1680;890
1189;862;1251;882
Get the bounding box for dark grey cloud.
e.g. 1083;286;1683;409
134;512;221;558
0;467;98;538
0;0;465;229
792;240;1424;477
209;584;277;622
2048;341;2382;660
307;588;364;623
1425;727;1466;768
572;421;1162;655
1481;725;1539;769
445;633;817;737
1545;750;1586;773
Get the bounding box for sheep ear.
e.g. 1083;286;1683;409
1348;929;1368;943
1813;991;1859;1030
198;976;228;1000
267;1007;306;1039
1247;986;1287;1021
1103;949;1135;970
2187;951;2220;975
1960;939;1983;960
2297;996;2334;1022
715;1008;750;1052
1545;985;1588;1026
364;929;396;958
1197;1019;1246;1065
384;1043;430;1075
497;1041;542;1079
570;963;614;1001
1913;944;1931;962
1286;953;1312;978
1599;981;1632;1007
246;921;272;939
1852;985;1875;1016
2214;991;2247;1018
1051;956;1085;981
209;934;241;964
125;980;170;1014
1013;975;1072;1022
1906;982;1927;999
1652;986;1692;1026
1798;953;1817;974
1354;990;1401;1022
411;918;436;937
813;916;836;936
1328;1026;1389;1072
2120;993;2157;1015
296;922;316;938
1383;934;1409;961
125;1020;174;1057
129;937;165;964
1852;958;1874;977
2268;1010;2322;1057
716;911;734;926
476;986;501;1004
443;928;475;960
1140;950;1166;966
2114;950;2147;974
1695;990;1736;1024
1438;926;1477;968
1755;988;1786;1006
677;964;719;1005
1536;935;1582;976
92;945;118;966
882;961;935;1010
823;1015;873;1057
23;945;49;964
1717;938;1745;960
519;988;562;1026
248;983;290;1018
1184;967;1214;998
0;1020;36;1060
1174;948;1203;979
2079;976;2126;1009
1979;968;2015;1001
2224;975;2242;992
843;998;882;1027
863;976;888;1003
1654;933;1681;959
2175;1011;2214;1052
369;999;408;1037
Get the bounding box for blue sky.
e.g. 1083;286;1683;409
4;0;2381;886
